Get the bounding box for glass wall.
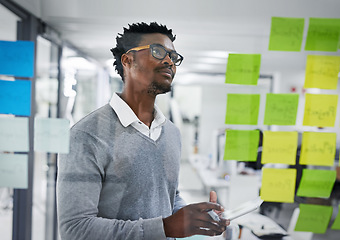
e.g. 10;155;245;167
0;3;20;240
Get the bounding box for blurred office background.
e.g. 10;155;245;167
0;0;339;240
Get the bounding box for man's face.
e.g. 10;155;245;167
128;33;177;96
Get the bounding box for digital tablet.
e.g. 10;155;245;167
223;197;263;220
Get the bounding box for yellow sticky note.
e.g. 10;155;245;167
260;168;296;203
261;131;298;165
303;94;338;127
299;132;336;166
304;55;340;90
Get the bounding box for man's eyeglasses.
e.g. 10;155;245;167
126;44;184;66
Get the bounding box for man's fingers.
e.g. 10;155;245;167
192;202;224;212
209;190;217;203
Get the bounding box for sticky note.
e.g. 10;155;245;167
305;18;340;51
264;93;299;125
224;129;259;161
295;204;333;233
0;40;35;77
260;168;296;203
303;94;338;127
299;132;336;167
0;117;29;152
297;169;336;198
261;131;298;165
0;79;31;116
225;54;261;85
304;55;340;90
0;153;28;188
331;206;340;230
34;118;70;153
269;17;305;51
225;94;260;125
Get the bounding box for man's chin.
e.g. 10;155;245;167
148;81;172;96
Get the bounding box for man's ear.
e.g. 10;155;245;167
121;53;132;69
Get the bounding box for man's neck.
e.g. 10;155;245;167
119;90;156;128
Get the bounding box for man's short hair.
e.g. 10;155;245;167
110;22;176;81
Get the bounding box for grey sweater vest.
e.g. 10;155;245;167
57;104;185;240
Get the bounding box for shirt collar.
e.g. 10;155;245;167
109;92;166;128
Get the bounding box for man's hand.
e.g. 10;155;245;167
162;191;230;238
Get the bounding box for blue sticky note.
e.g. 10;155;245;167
0;79;31;116
0;40;35;77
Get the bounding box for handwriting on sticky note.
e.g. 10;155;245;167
0;40;35;77
260;168;296;203
225;94;260;125
0;153;28;188
225;54;261;85
262;131;298;165
304;55;340;90
0;117;29;152
299;132;336;166
264;93;299;125
224;129;259;161
295;204;333;233
297;169;336;198
303;94;338;127
269;17;305;51
305;18;340;51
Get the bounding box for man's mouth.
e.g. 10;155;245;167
158;68;174;79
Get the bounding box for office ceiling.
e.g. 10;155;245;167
9;0;340;77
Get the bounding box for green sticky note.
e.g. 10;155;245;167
269;17;305;51
224;129;259;161
295;204;332;233
260;168;296;203
297;169;336;198
0;153;28;189
225;54;261;85
331;206;340;230
225;94;260;125
264;93;299;125
305;18;340;51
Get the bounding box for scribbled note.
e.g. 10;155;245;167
0;79;31;116
269;17;305;51
0;40;35;77
0;153;28;188
331;206;340;230
304;55;340;90
260;168;296;203
299;132;336;166
303;94;338;127
297;169;336;198
34;118;70;153
225;54;261;85
264;93;299;125
261;131;298;165
295;204;333;233
224;129;259;161
0;117;29;152
305;18;340;52
225;94;260;125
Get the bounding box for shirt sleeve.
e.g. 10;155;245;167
56;129;167;240
172;190;187;214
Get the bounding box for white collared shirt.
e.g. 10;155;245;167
109;92;166;141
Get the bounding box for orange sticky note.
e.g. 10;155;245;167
260;168;296;203
299;132;336;166
303;94;338;127
261;131;298;165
